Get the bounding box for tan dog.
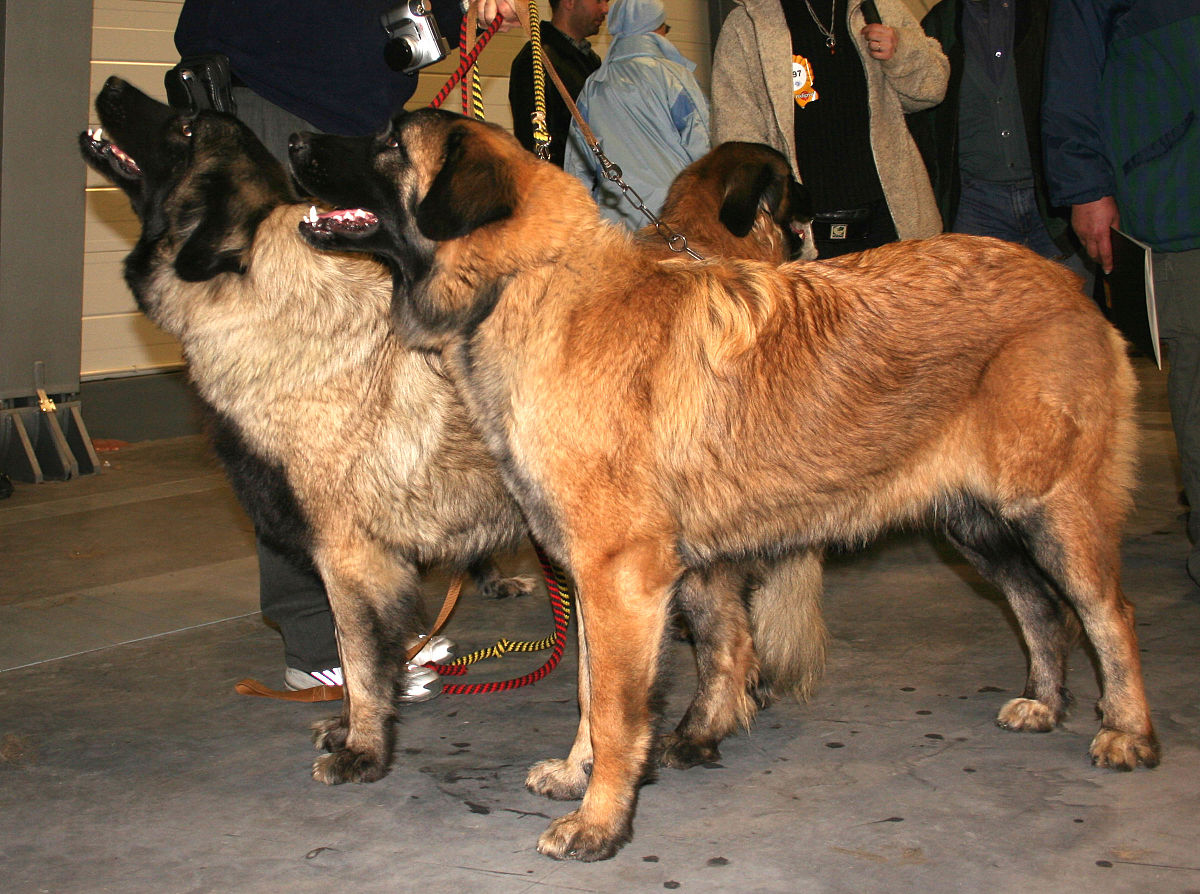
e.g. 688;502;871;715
638;139;816;265
292;108;1158;861
81;81;827;790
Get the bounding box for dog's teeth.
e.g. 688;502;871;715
92;126;103;141
307;205;319;224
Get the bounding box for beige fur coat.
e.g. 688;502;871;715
711;0;948;240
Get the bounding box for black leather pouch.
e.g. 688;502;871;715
164;54;237;114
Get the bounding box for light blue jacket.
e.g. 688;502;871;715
564;33;711;229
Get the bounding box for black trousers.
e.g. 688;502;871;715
233;85;339;673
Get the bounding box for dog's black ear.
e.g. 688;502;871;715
173;179;258;281
416;127;516;241
718;163;784;239
174;216;249;281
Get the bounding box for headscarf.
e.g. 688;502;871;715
605;0;666;38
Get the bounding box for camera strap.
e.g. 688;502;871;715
427;11;506;109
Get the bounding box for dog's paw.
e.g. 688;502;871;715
312;748;390;785
311;717;349;752
536;809;630;862
479;573;537;600
658;732;720;769
526;758;590;800
995;697;1057;732
750;681;777;711
1089;728;1160;770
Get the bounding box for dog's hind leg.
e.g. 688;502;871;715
1022;496;1159;769
309;542;424;785
941;498;1079;730
965;320;1155;768
536;541;678;861
659;563;759;769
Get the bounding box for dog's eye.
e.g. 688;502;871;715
180;120;194;138
385;135;400;149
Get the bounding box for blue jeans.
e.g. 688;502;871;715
952;177;1062;260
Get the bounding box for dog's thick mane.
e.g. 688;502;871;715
151;205;400;417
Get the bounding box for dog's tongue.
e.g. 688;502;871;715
87;126;142;175
110;144;141;174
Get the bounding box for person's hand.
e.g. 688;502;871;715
861;24;897;60
1071;196;1120;273
477;0;521;31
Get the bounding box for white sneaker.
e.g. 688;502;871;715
284;664;441;703
408;634;455;664
401;663;442;703
285;666;343;689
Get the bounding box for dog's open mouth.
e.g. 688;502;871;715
301;205;380;240
85;127;142;179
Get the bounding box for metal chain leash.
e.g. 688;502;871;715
506;1;704;258
588;142;704;259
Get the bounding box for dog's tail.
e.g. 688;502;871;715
749;549;827;704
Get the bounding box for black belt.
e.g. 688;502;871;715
812;206;873;242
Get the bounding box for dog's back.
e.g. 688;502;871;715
658;234;1134;552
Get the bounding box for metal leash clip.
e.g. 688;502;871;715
590;142;703;260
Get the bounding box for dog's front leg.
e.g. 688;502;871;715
526;597;593;799
536;545;678;861
309;542;423;784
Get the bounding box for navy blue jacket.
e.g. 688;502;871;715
1042;0;1200;251
176;0;463;135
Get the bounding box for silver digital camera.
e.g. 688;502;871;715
381;0;451;74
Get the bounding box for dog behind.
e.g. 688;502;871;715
641;139;815;264
290;108;1157;862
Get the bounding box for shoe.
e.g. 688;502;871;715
408;633;455;664
285;666;343;689
284;664;441;703
400;663;442;703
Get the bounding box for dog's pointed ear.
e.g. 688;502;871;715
172;178;267;281
174;215;250;281
718;163;784;239
416;126;516;241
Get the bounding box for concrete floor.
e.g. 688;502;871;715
2;359;1198;894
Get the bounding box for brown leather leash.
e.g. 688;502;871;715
234;572;465;702
515;4;703;258
233;678;343;702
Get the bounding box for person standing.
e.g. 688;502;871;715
1043;0;1200;581
563;0;710;229
508;0;609;166
909;0;1076;263
173;0;460;695
711;0;948;258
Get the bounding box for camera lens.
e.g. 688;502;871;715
384;37;417;72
